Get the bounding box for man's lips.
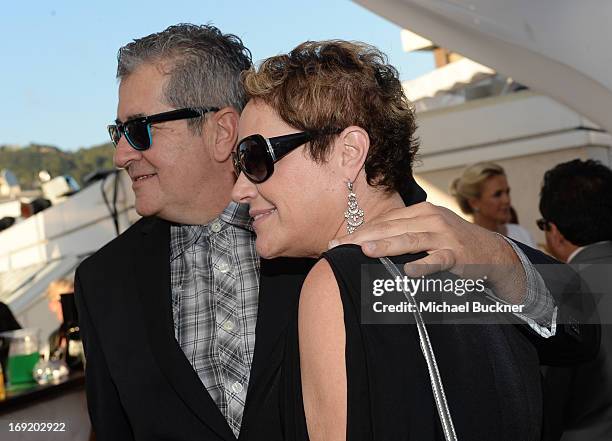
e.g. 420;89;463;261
131;173;157;182
250;208;277;222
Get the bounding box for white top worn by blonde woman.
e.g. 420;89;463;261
506;223;536;248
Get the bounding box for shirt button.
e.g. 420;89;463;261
217;262;230;273
210;220;222;233
231;381;243;394
222;320;234;332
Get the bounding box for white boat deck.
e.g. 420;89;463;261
0;170;137;336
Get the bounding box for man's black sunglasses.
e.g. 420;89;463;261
232;131;340;184
536;218;551;231
108;107;219;151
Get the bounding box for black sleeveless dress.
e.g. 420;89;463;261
245;244;542;441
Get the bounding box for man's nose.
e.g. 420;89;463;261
113;136;142;169
231;173;258;204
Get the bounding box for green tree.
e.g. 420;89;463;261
0;143;115;190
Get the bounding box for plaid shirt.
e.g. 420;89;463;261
170;202;259;437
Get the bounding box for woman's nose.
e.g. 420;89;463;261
231;172;258;204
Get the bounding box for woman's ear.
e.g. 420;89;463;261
334;126;369;182
209;107;240;162
468;197;480;213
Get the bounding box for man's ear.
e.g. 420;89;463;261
334;126;369;182
549;222;566;246
209;107;240;162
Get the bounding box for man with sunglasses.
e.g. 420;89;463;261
76;24;256;441
75;24;598;441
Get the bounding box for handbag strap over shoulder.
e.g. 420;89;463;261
378;257;458;441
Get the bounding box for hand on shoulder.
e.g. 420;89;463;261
329;202;526;302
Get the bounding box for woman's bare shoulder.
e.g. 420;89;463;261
299;258;343;328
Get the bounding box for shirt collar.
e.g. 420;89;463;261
567;246;585;263
219;201;253;231
170;202;253;261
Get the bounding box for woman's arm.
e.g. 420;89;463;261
299;259;347;441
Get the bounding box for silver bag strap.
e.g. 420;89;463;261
378;257;458;441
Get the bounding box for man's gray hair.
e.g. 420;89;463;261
117;23;252;132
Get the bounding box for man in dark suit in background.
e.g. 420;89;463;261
76;24;598;441
538;159;612;441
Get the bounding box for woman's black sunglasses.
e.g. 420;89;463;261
232;132;315;183
108;106;219;151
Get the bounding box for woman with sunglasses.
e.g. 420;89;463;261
232;41;541;441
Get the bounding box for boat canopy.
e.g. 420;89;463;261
354;0;612;133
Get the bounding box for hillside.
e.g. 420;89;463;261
0;143;115;189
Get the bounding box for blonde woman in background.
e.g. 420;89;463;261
451;162;536;247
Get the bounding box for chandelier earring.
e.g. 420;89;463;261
344;181;365;234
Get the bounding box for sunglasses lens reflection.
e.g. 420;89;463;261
108;126;120;145
125;121;150;150
239;138;269;183
232;153;241;177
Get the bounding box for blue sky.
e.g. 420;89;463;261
1;0;433;151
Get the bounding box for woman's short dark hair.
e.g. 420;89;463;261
242;40;419;195
540;159;612;245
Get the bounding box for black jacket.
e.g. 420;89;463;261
75;216;315;440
